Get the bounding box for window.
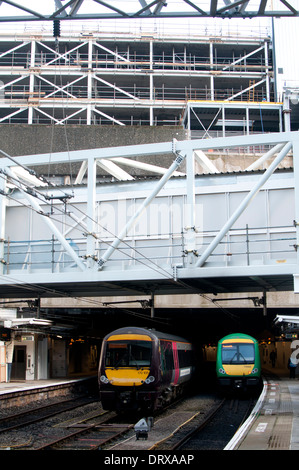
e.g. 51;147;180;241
222;343;255;364
105;340;152;367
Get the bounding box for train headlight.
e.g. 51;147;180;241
145;376;155;384
251;368;259;374
218;368;226;375
100;375;109;384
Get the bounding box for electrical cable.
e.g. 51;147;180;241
67;199;177;280
0;270;171;328
0;172;174;278
0;166;177;280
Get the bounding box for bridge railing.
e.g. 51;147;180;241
2;224;296;274
194;224;297;268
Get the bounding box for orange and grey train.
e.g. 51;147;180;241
98;326;195;412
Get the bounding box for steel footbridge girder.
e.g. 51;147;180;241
0;1;298;21
0;130;299;298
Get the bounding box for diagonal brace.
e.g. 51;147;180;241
97;150;186;270
195;141;292;268
5;166;86;272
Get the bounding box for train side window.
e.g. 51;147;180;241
178;348;192;367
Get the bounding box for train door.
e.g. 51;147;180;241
160;340;174;382
11;345;26;380
172;343;179;385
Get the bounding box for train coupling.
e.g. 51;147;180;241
134;417;154;440
234;379;243;389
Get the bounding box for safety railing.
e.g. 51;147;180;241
193;224;297;268
2;224;297;274
0;51;270;71
2;83;271;101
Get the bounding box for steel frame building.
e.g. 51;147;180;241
0;28;278;132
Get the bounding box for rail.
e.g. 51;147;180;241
2;84;273;103
2;224;296;274
0;51;269;70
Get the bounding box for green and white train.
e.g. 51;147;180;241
216;333;261;392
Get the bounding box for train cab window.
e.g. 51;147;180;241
105;341;152;368
222;343;254;364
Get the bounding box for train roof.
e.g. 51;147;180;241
103;326;192;344
218;333;258;344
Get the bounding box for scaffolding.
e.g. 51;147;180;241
0;29;274;129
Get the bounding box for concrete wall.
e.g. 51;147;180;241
0;125;188;157
0;124;188;175
0;124;293;177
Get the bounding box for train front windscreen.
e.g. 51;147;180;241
105;340;152;368
222;342;255;364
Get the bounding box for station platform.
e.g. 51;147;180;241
0;375;94;397
226;369;299;450
0;376;92;396
0;375;98;410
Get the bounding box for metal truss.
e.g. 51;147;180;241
0;130;299;298
184;101;284;139
0;31;274;127
0;0;298;21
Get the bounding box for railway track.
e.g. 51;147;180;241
0;394;136;450
0;388;257;450
35;418;134;450
34;393;195;450
149;399;226;451
173;397;254;450
0;396;96;434
146;395;255;451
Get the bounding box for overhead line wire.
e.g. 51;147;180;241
0;173;176;282
3;166;178;281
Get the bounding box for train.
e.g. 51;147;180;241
98;326;195;413
216;333;261;392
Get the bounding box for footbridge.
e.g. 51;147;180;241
0;130;299;299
